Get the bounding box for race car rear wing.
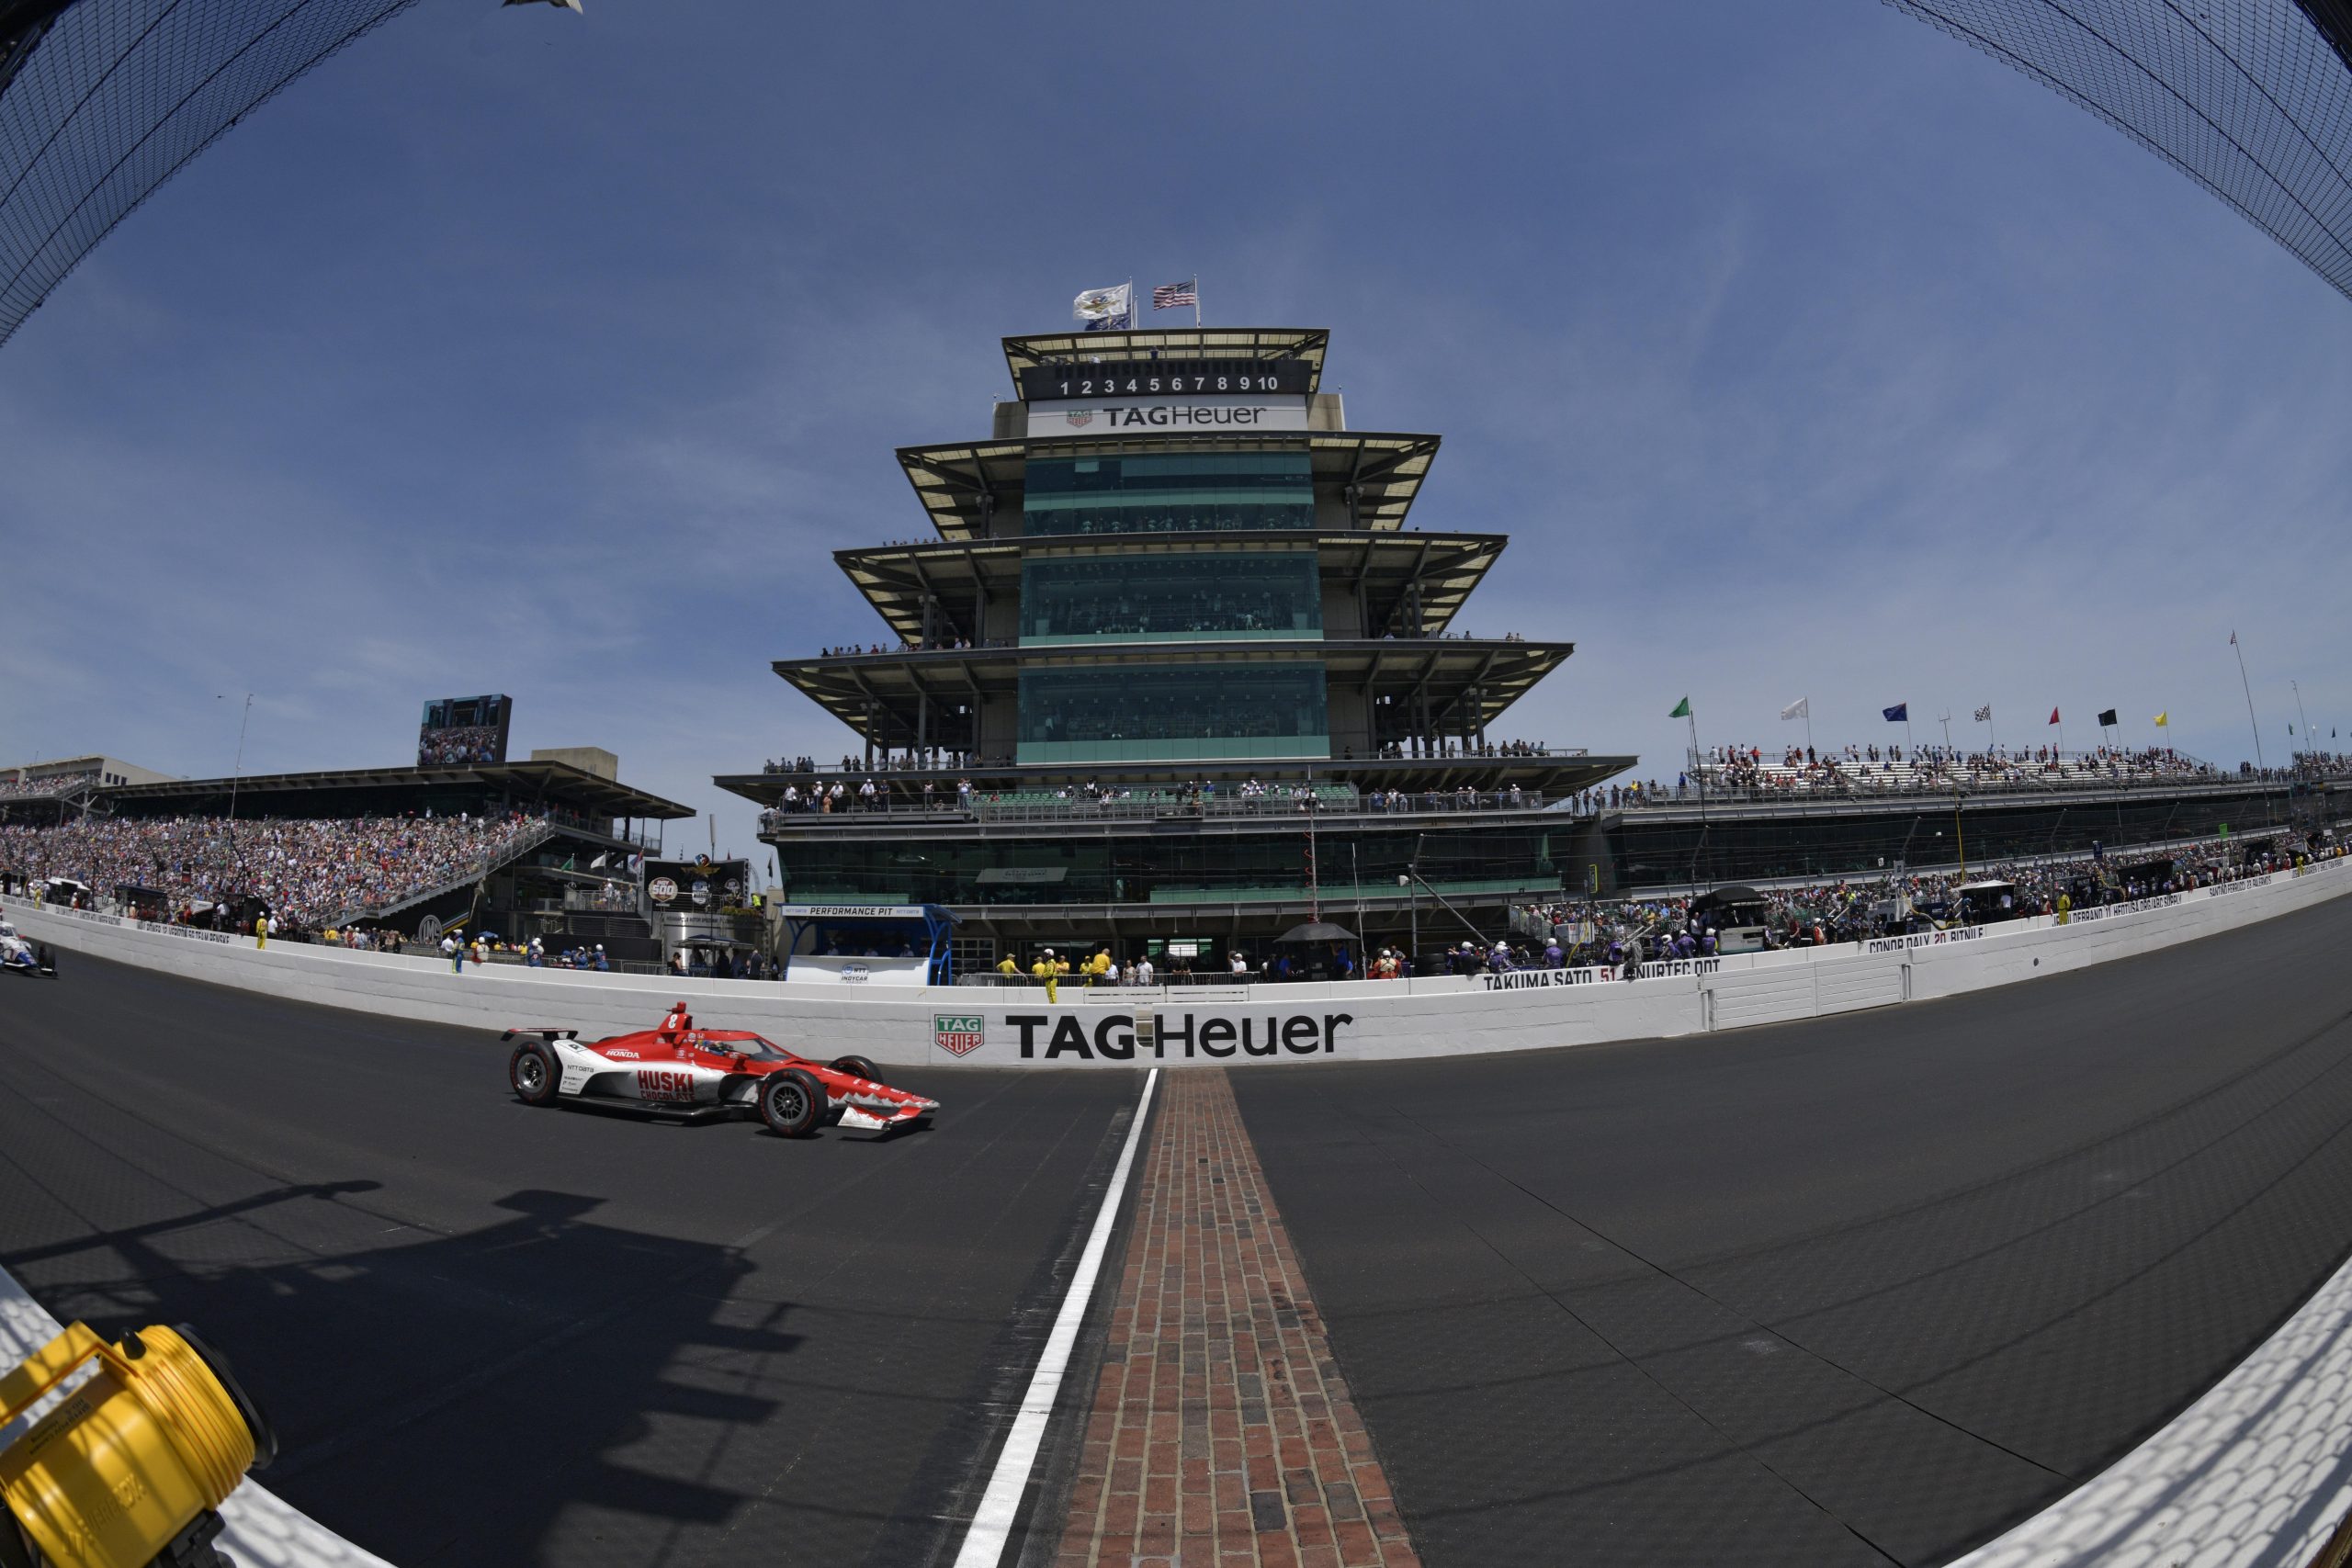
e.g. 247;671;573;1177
500;1026;580;1042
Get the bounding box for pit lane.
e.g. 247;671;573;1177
0;953;1141;1568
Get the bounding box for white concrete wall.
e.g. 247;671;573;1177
8;858;2346;1069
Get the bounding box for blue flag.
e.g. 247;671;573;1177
1883;703;1908;722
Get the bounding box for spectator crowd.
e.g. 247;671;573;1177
1507;832;2339;972
0;811;543;931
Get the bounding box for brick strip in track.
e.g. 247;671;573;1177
1056;1067;1419;1568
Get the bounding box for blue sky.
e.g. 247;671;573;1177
2;0;2346;860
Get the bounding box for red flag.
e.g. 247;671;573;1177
2048;707;2061;725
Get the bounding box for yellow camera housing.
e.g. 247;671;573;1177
0;1322;274;1568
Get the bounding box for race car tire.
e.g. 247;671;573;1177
509;1040;560;1107
759;1069;825;1138
827;1055;884;1084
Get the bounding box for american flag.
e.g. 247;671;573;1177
1152;278;1197;310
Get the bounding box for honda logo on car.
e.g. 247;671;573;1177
933;1014;985;1057
991;1011;1354;1060
636;1069;695;1102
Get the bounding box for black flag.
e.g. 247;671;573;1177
2097;708;2119;727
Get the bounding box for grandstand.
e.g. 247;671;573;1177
0;751;695;953
1601;746;2350;890
0;752;175;824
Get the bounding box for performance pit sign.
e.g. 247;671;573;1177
1025;393;1309;438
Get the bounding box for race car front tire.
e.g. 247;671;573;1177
759;1069;825;1138
509;1041;560;1107
828;1055;884;1084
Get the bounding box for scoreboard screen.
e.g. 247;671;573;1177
1017;358;1313;402
418;694;513;766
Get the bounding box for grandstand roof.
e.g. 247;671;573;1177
835;530;1506;643
896;432;1441;540
0;0;421;348
107;760;694;820
770;637;1570;751
1001;328;1329;395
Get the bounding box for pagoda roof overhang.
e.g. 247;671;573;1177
769;637;1572;746
835;530;1506;642
1001;327;1329;394
896;431;1441;541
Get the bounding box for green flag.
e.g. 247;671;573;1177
1668;696;1691;718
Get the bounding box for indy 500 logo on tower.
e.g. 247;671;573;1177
933;1014;985;1057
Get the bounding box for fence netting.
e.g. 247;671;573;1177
0;0;417;346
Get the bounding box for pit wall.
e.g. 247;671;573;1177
7;857;2346;1068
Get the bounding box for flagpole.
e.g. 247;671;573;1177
2233;632;2265;771
2292;680;2312;764
1194;274;1201;328
1689;706;1710;889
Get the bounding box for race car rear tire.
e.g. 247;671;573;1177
509;1041;560;1107
828;1055;883;1084
759;1069;825;1138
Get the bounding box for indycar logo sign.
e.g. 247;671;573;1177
933;1014;986;1057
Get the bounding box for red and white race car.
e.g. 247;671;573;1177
503;1003;938;1138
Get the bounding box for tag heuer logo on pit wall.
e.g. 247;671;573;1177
1064;412;1094;427
934;1014;985;1057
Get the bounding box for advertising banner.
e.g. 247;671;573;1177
782;954;931;987
1025;394;1310;439
644;858;751;909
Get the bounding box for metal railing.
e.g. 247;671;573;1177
760;789;1560;831
746;742;1589;779
319;819;557;930
1606;761;2346;811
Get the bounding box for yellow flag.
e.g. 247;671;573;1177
2154;712;2168;727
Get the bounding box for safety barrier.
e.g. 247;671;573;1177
6;859;2346;1071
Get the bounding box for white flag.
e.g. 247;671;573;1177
1780;697;1808;720
1073;282;1133;330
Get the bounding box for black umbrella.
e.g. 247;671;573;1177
1275;920;1358;943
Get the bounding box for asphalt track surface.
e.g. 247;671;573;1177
1233;892;2352;1566
0;955;1142;1568
1;897;2348;1568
